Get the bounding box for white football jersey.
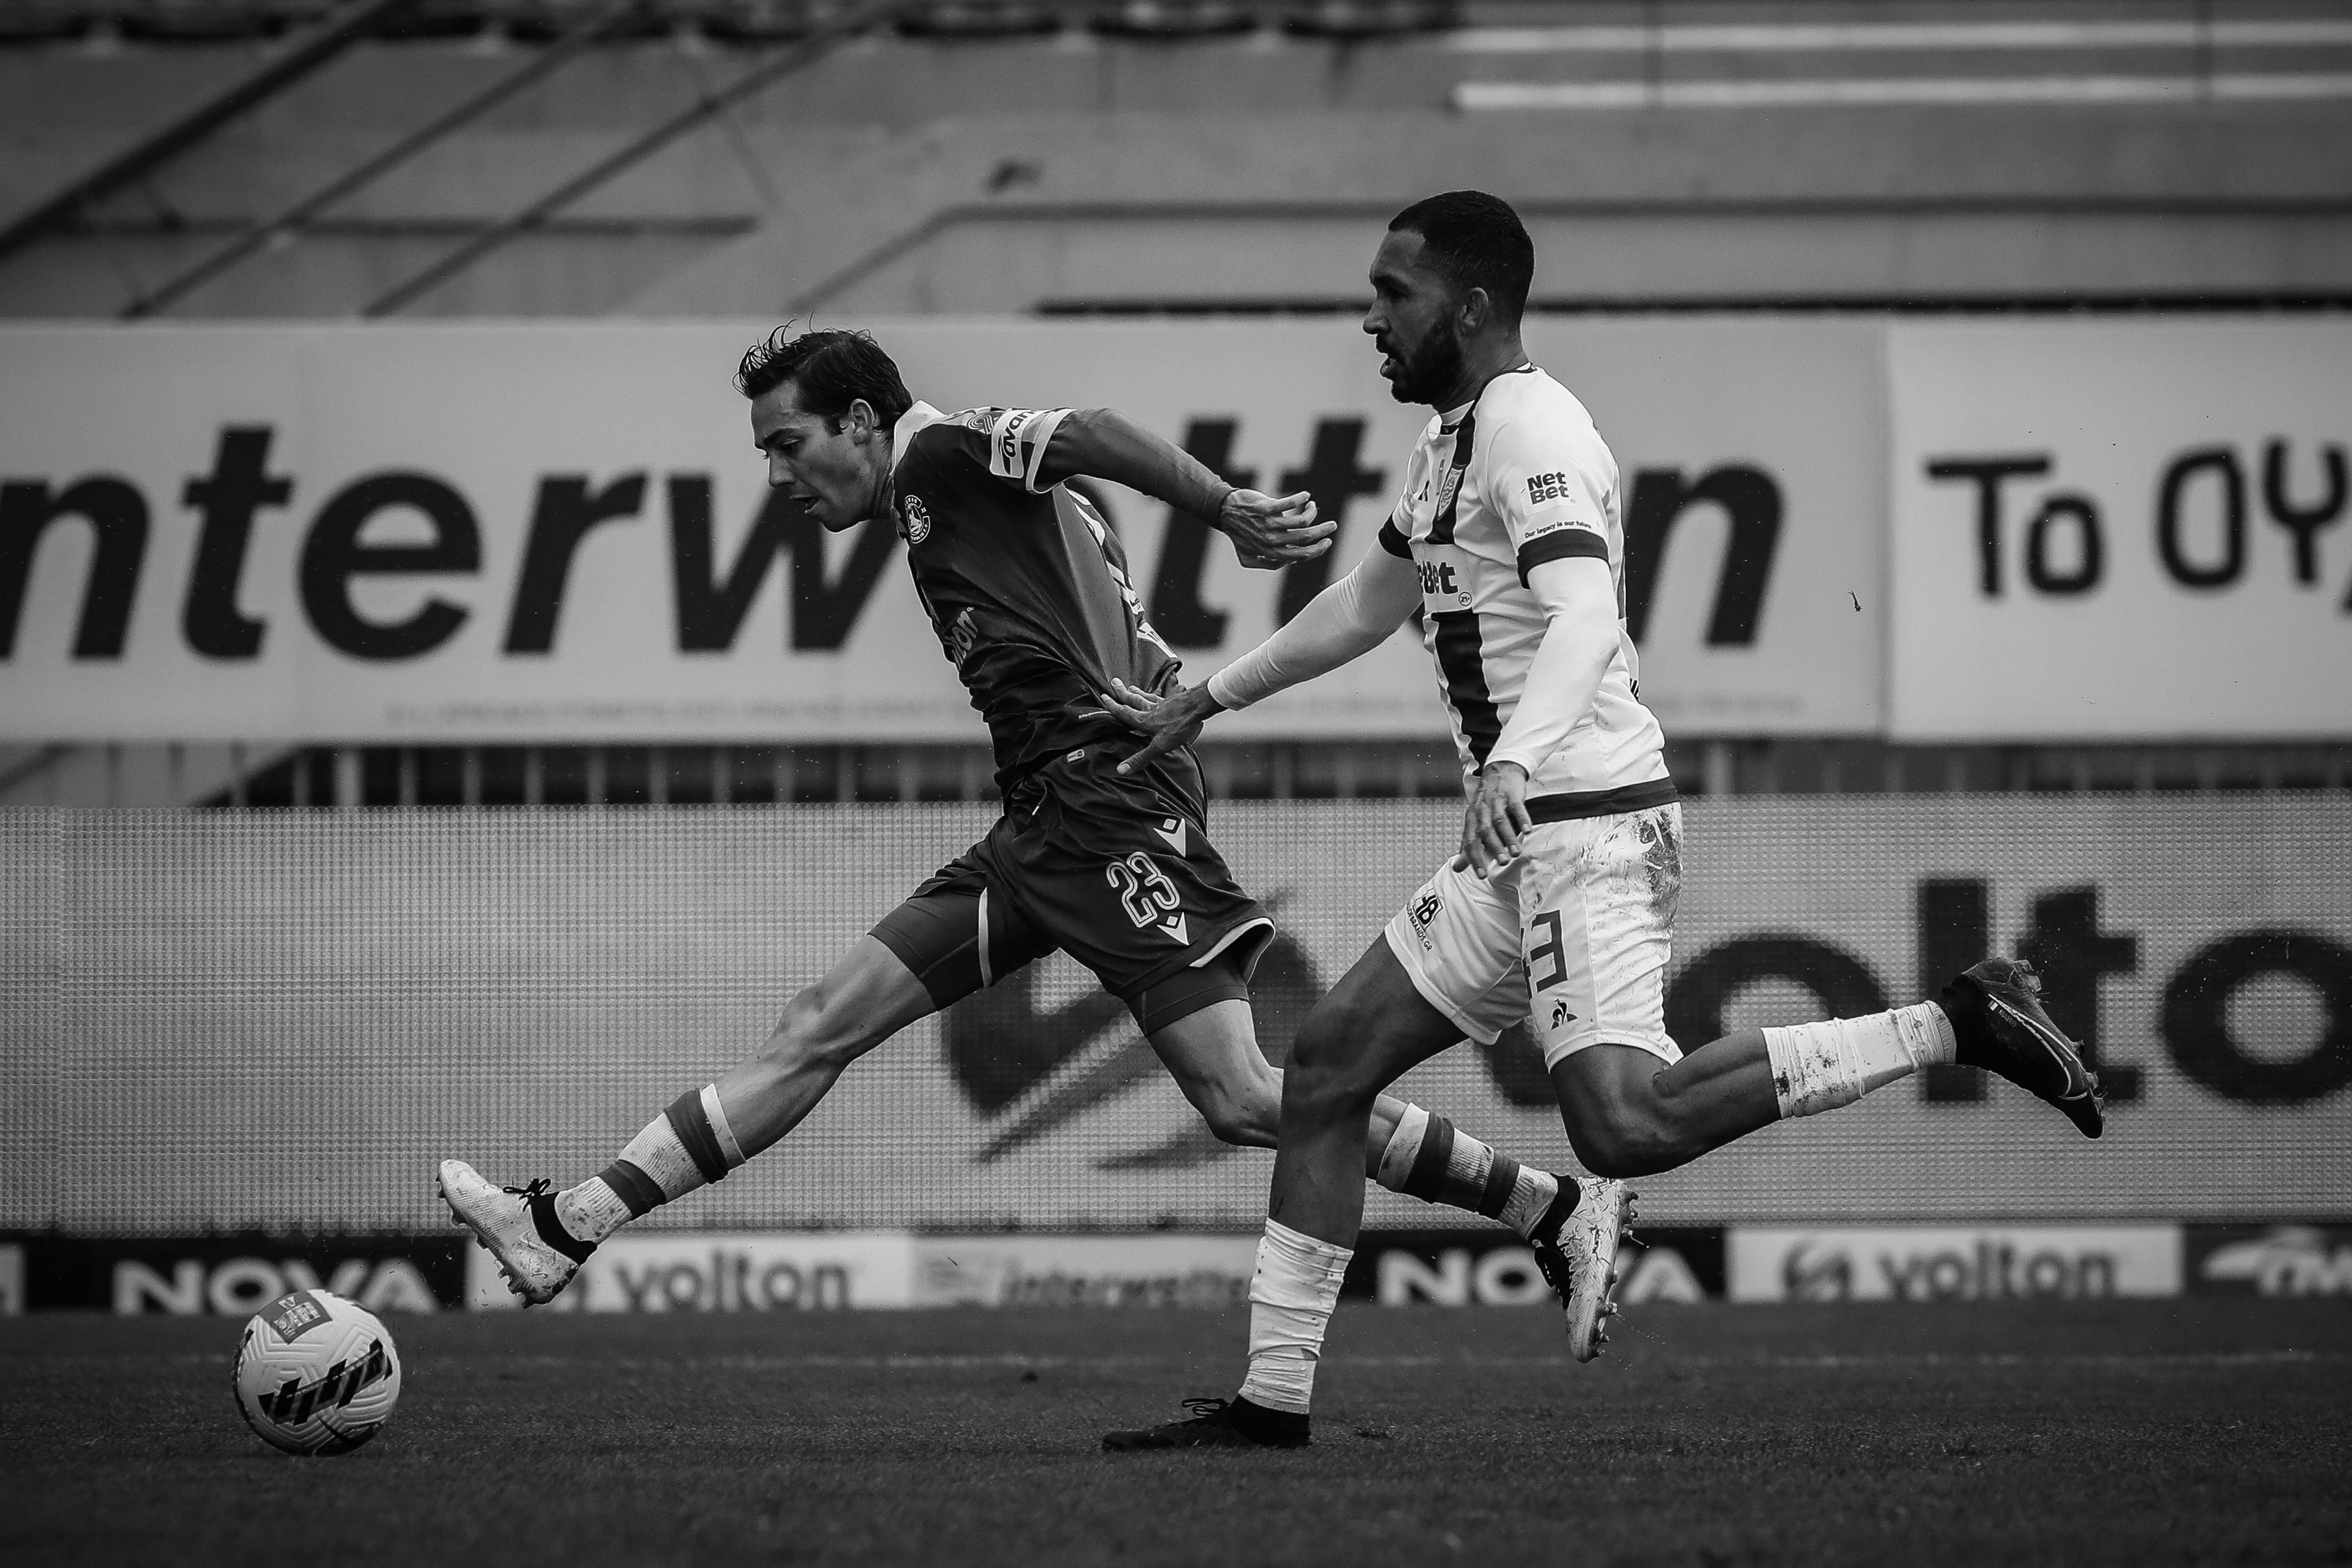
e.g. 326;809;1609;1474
1377;363;1669;804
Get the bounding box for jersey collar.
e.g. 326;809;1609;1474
891;400;949;474
1438;361;1537;433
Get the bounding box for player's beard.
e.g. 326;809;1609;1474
1386;324;1464;407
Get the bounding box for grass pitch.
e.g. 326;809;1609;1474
4;1298;2347;1567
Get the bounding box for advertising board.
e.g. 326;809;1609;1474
4;796;2346;1237
1346;1228;1725;1306
1888;320;2352;740
2184;1224;2352;1298
466;1231;918;1312
0;317;1879;742
1727;1224;2182;1303
913;1233;1257;1308
8;1235;466;1314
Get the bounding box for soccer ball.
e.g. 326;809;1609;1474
232;1288;403;1456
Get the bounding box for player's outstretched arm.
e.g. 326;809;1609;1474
1038;408;1334;568
1099;546;1421;775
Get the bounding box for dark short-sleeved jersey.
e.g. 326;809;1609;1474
889;403;1183;785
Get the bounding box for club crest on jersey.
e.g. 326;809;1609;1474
900;494;932;544
1433;461;1465;518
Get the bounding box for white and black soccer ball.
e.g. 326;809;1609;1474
232;1288;403;1456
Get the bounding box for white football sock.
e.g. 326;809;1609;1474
1237;1220;1353;1416
1763;1002;1957;1119
1373;1103;1431;1189
1498;1166;1565;1239
1372;1104;1560;1239
616;1113;707;1200
555;1177;633;1245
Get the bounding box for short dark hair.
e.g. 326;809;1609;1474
735;325;913;429
1388;190;1534;324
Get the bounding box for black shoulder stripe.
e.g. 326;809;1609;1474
1378;516;1412;558
1516;528;1608;586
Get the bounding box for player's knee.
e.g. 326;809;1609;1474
1550;1071;1665;1177
1560;1097;1681;1179
1282;1008;1386;1122
1197;1088;1275;1148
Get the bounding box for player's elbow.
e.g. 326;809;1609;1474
1055;407;1122;460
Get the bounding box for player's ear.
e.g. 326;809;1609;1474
1458;285;1492;336
845;398;877;442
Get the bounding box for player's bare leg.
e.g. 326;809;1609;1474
1144;997;1574;1236
1105;941;1627;1451
438;937;935;1305
1550;957;2104;1183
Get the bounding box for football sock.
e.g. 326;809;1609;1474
1763;1003;1957;1119
1237;1220;1352;1417
1374;1105;1562;1240
556;1085;746;1244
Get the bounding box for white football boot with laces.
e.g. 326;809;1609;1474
1529;1175;1636;1363
437;1159;593;1307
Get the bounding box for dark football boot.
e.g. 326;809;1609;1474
1102;1395;1310;1451
1938;958;2105;1138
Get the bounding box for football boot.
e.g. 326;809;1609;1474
1938;957;2105;1138
1102;1395;1310;1451
1529;1175;1634;1363
437;1160;593;1306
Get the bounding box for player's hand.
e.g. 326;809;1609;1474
1218;488;1334;569
1453;761;1533;878
1098;679;1223;775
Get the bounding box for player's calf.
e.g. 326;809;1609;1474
1287;995;1568;1243
1371;1103;1571;1243
1760;960;2101;1137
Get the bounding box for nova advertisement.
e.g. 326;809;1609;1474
0;317;1878;742
2;1234;466;1314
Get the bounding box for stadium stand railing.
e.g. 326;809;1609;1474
0;0;1466;44
7;738;2347;810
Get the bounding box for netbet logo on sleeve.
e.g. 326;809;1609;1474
1525;470;1582;508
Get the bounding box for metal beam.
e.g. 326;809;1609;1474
0;0;421;270
123;0;642;318
363;0;913;317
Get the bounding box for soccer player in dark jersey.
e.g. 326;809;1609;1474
439;326;1579;1307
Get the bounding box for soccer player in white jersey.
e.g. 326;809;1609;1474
1100;191;2103;1450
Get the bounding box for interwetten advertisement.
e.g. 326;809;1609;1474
0;318;1878;741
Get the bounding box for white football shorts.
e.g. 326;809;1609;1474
1382;803;1683;1070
